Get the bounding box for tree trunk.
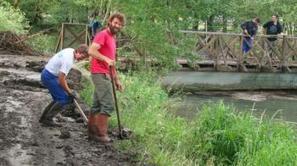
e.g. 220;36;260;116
13;0;20;8
102;0;112;24
223;15;227;32
207;15;215;32
192;11;199;30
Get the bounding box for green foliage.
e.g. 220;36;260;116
185;102;297;165
0;2;29;34
45;0;88;25
2;0;89;31
26;34;57;54
109;0;190;68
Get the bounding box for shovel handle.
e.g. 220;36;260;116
109;66;123;139
73;99;88;125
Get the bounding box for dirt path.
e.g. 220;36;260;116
0;53;136;166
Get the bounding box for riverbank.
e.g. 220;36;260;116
169;91;297;123
162;71;297;92
81;71;297;165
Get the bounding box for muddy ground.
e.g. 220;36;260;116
0;52;138;166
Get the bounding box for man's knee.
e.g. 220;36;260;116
55;95;72;107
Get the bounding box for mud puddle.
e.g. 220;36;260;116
0;53;137;166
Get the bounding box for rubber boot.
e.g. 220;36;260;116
88;112;98;140
40;102;63;127
95;114;112;143
39;101;55;123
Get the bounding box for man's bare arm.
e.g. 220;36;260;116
88;43;114;66
58;72;71;94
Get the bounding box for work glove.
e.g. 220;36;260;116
68;90;79;100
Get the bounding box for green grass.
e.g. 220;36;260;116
80;71;297;166
185;103;297;165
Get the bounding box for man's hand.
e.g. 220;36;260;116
243;29;251;37
115;79;124;92
105;58;115;67
278;33;284;38
68;90;79;100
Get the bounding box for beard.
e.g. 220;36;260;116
109;25;120;35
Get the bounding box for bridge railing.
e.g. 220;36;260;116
179;30;297;72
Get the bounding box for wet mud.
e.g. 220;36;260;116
0;53;137;166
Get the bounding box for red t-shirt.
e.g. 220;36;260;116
90;29;116;74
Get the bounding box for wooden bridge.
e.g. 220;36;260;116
178;31;297;72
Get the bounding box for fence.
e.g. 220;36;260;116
55;23;90;52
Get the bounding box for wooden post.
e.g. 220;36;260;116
55;29;62;53
238;35;245;71
85;25;89;45
214;36;219;71
60;23;65;50
281;35;288;72
218;36;228;68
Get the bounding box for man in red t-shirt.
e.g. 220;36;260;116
88;13;125;143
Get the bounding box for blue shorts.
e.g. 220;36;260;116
41;69;71;106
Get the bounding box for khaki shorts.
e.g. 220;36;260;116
91;73;114;116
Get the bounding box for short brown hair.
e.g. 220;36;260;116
108;12;125;26
254;17;260;24
76;44;89;57
272;14;279;18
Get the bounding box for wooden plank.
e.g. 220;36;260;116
67;31;85;47
281;36;287;68
85;25;89;45
55;29;62;53
60;23;65;50
63;23;88;26
65;25;80;39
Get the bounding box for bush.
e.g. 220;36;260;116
0;2;29;34
26;34;57;54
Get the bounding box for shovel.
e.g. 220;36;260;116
73;98;88;126
109;66;123;139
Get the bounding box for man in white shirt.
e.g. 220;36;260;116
39;44;89;127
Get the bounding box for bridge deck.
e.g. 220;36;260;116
176;58;297;72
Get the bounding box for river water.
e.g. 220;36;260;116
169;91;297;123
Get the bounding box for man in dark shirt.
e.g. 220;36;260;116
263;15;283;58
263;15;283;41
241;17;260;54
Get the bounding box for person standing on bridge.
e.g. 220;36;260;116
263;14;283;56
88;13;125;143
241;17;261;54
39;45;89;127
